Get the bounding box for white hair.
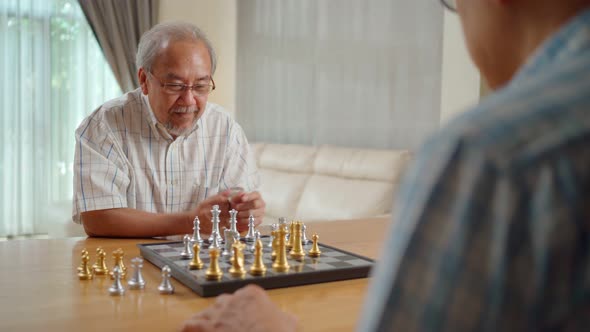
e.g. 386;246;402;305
136;22;217;74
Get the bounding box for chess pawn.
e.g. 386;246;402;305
127;257;146;290
108;265;125;296
286;222;295;250
289;222;306;261
91;247;102;270
77;248;89;272
158;265;175;294
249;239;267;276
93;248;109;275
244;215;256;243
270;230;278;261
301;224;311;245
267;224;278;248
228;242;246;278
272;227;290;272
180;234;194;259
189;243;204;270
308;234;322;258
110;249;127;279
191;216;204;244
77;252;93;280
205;248;223;281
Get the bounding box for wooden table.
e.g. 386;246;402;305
0;217;389;332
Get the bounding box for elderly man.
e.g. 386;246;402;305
180;0;590;331
73;22;265;238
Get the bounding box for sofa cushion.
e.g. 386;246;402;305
258;143;317;173
258;168;309;222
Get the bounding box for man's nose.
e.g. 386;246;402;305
178;88;198;105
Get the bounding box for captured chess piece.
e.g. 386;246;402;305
77;248;89;272
189;243;204;270
289;222;306;261
108;265;125;296
93;248;109;275
158;265;174;294
191;216;203;244
77;250;93;280
249;238;267;276
205;248;223;280
110;248;127;279
180;234;194;259
127;257;146;290
308;234;322;258
228;242;246;278
272;226;290;272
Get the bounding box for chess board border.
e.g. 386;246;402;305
138;238;374;297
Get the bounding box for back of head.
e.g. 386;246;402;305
136;22;217;75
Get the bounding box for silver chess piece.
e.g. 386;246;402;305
222;228;238;260
191;216;203;244
229;209;239;234
108;265;125;296
267;223;279;248
209;229;222;249
244;215;256;244
180;234;194;259
158;265;174;295
301;224;311;245
208;205;223;243
127;257;146;290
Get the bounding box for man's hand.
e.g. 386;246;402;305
180;285;298;332
194;191;232;234
229;191;266;232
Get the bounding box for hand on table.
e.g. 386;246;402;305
180;285;298;332
228;190;265;232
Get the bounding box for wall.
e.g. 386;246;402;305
159;0;237;117
439;11;481;125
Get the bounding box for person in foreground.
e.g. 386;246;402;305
72;22;265;238
181;0;590;331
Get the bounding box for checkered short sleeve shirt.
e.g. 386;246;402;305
72;89;259;223
358;9;590;332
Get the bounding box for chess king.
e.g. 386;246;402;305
72;22;265;238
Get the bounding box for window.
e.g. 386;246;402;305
0;0;121;237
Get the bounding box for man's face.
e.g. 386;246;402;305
456;0;516;88
139;40;213;136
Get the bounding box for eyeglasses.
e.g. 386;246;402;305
148;72;215;96
440;0;457;12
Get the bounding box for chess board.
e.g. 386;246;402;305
137;237;374;297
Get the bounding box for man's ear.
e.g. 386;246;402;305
138;68;148;94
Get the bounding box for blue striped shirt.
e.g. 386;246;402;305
72;89;259;223
359;8;590;332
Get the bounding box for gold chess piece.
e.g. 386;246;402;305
249;239;267;276
77;248;89;272
272;226;290;272
271;230;278;261
110;248;127;279
77;252;93;280
228;242;246;278
289;222;306;261
189;243;204;270
205;248;223;280
93;248;109;275
91;247;101;270
308;233;322;258
286;222;295;250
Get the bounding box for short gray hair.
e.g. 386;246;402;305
136;22;217;75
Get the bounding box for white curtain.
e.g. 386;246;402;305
237;0;443;150
0;0;121;237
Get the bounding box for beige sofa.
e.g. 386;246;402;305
252;143;412;225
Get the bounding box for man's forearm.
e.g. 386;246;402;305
81;208;194;238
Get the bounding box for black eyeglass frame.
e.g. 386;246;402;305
440;0;457;12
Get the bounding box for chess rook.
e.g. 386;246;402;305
289;222;306;261
127;257;146;290
272;226;290;272
205;248;223;280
